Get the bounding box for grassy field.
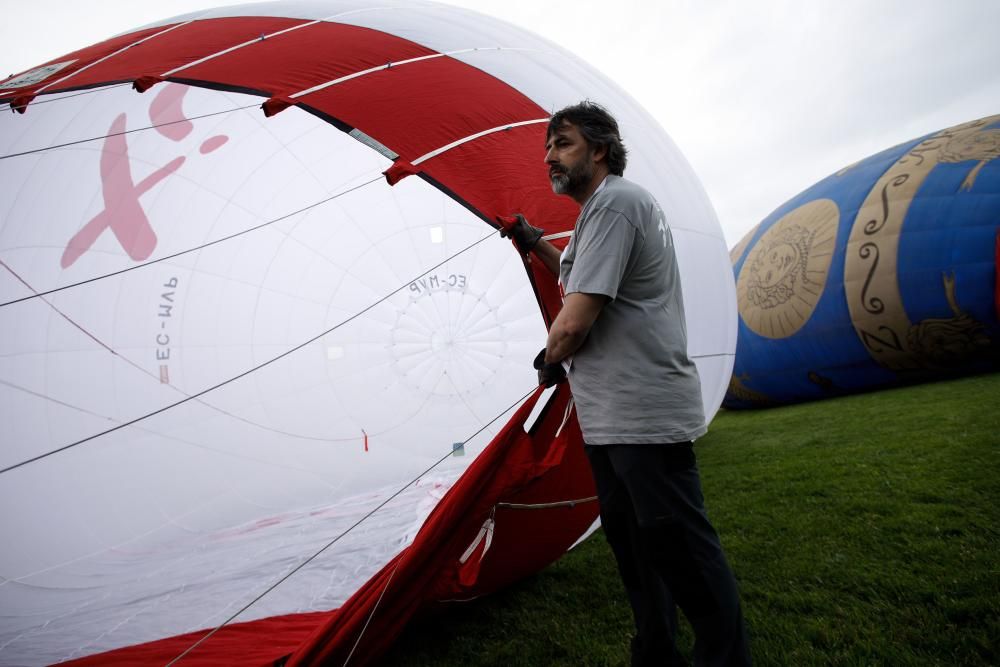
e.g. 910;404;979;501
382;373;1000;666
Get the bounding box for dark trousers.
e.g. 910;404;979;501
585;443;750;667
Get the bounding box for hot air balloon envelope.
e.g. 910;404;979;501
0;2;736;664
726;114;1000;408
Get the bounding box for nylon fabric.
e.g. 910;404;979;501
0;3;734;665
286;385;596;667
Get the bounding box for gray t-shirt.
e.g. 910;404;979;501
560;175;706;444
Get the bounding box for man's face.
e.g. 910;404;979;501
545;122;595;197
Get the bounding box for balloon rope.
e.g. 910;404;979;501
0;103;261;161
165;384;538;667
0;174;384;308
0;230;502;476
0;82;133;111
342;559;402;667
0;258;388;445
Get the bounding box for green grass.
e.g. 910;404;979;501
383;373;1000;666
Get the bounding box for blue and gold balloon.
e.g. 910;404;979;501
726;114;1000;408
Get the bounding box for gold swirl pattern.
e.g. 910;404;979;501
844;115;999;371
939;128;1000;190
726;374;774;406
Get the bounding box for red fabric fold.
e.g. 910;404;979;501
10;94;35;114
384;159;419;185
287;384;595;666
262;95;295;117
132;75;164;93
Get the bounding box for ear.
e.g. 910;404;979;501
590;143;608;165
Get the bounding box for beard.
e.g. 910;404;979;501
550;156;594;197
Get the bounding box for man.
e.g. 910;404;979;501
502;102;750;666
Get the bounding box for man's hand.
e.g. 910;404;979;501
498;214;544;253
533;348;566;387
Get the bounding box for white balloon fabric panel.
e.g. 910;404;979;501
134;0;736;418
0;82;543;663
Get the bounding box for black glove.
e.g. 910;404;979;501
498;214;544;253
533;348;566;388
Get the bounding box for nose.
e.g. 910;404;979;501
544;145;557;165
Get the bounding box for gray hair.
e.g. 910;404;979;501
547;101;628;176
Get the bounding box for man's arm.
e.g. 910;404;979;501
528;238;562;277
545;291;608;363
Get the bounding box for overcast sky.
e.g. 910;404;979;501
3;0;998;246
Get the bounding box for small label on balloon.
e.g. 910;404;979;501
1;60;77;89
408;273;468;295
